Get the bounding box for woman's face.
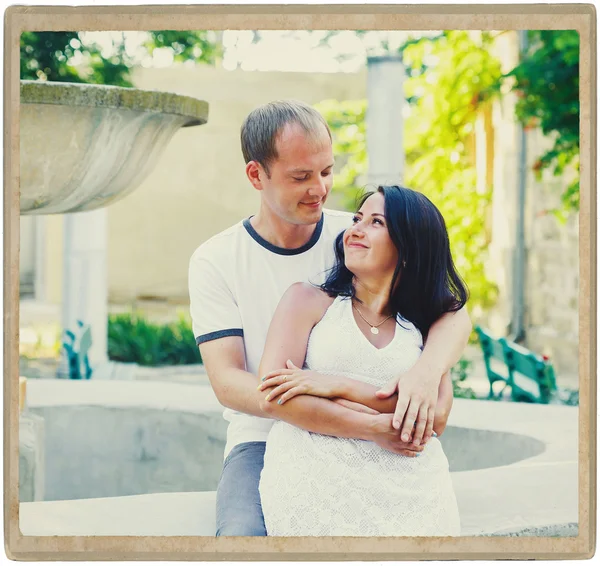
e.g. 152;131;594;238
343;192;399;279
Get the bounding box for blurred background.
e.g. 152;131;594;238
19;29;579;401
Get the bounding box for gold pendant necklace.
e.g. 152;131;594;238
352;301;394;335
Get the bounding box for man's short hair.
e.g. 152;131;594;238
241;100;332;176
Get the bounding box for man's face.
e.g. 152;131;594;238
248;122;334;226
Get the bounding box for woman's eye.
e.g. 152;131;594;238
352;216;360;223
293;176;309;182
373;218;384;226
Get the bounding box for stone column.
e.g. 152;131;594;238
19;378;45;502
34;216;46;301
487;32;521;336
61;208;108;368
366;55;405;186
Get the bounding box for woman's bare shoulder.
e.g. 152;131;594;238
282;282;335;322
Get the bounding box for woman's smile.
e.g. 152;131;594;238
347;241;368;249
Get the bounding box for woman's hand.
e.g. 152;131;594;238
258;360;343;405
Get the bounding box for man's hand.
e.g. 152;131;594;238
366;413;426;457
376;365;441;447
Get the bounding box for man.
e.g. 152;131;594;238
188;100;471;536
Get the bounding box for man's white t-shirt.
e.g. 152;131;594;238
188;209;352;458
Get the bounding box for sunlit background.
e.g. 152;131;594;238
19;28;579;398
79;30;432;72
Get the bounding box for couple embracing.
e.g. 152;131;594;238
188;100;471;537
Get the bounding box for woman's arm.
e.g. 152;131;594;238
257;282;332;380
263;365;454;442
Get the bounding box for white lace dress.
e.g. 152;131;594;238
259;296;460;537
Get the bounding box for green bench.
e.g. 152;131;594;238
63;320;93;380
474;326;558;404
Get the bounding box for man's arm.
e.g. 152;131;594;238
260;364;453;440
332;371;454;437
376;306;471;446
200;336;424;456
432;371;453;437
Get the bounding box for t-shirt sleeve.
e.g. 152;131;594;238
188;250;243;345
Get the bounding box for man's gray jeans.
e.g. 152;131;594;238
215;441;267;536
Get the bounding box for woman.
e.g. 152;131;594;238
257;185;468;536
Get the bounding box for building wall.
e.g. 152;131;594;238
485;31;579;376
40;65;366;305
523;129;579;374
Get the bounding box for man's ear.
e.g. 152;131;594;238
246;161;265;191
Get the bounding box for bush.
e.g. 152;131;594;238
551;387;579;406
450;357;477;399
108;312;201;366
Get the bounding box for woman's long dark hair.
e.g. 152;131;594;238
320;185;469;340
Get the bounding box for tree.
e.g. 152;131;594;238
317;29;579;315
504;30;580;217
317;31;502;315
20;31;221;87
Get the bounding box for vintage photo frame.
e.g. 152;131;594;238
4;3;596;560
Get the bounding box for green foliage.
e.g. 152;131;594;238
142;30;221;65
20;31;220;86
20;32;126;84
561;388;579;406
552;387;579;406
315;99;368;209
108;312;201;366
505;31;580;217
402;31;501;311
450;358;478;399
317;31;501;314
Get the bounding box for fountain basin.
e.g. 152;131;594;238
20;80;208;214
19;380;578;536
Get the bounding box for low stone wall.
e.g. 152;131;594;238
27;379;225;501
31;405;227;501
19;411;45;502
21;379;578;536
27;380;548;501
19;492;578;537
31;402;547;501
21;492;218;537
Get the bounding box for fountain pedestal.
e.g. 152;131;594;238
61;209;108;366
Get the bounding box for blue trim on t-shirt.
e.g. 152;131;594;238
196;328;244;345
242;214;324;256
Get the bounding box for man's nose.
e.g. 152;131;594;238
309;176;328;198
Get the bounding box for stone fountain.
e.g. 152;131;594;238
19;80;209;502
20;80;208;214
20;80;208;368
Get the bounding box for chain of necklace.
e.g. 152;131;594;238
352;300;394;335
